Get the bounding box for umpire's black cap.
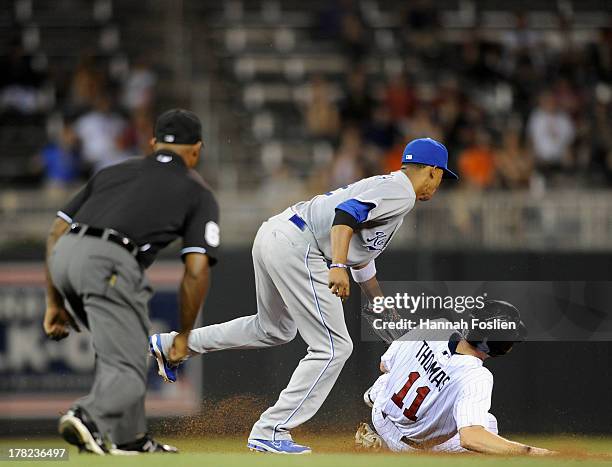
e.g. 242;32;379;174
155;109;202;145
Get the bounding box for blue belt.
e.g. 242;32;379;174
289;213;307;231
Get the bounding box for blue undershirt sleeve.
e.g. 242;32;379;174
335;199;377;224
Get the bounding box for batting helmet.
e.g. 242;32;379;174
464;300;527;357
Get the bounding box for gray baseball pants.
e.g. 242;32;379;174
49;233;153;445
186;208;353;441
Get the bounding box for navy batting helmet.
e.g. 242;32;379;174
464;300;527;357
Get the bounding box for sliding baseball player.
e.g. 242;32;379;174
356;300;556;456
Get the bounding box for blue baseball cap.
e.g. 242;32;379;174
401;138;458;179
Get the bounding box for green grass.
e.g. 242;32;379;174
1;434;611;467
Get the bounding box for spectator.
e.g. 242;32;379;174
403;107;443;143
588;93;612;185
69;55;105;112
329;126;364;188
363;105;398;151
121;59;157;112
341;12;367;65
527;91;575;177
0;40;48;115
553;78;580;117
382;136;407;173
587;27;612;82
384;72;416;122
121;108;154;156
401;0;441;62
496;126;533;189
317;0;361;40
304;75;340;140
460;37;504;86
502;11;544;71
508;53;540;121
404;0;438;33
434;79;463;150
38;122;81;190
458;131;497;189
339;67;374;127
73;94;131;173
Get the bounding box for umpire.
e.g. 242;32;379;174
43;109;219;455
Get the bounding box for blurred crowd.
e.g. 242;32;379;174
0;37;157;193
303;2;612;193
2;0;612;197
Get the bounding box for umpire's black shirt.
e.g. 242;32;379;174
58;150;219;268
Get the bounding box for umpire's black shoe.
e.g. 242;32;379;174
58;407;108;455
111;434;179;454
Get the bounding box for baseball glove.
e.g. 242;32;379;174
355;422;383;451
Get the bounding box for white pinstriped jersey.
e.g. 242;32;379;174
373;336;493;445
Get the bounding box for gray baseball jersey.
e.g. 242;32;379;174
292;171;416;266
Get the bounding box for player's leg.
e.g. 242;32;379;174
248;230;353;446
430;413;498;453
49;236;107;454
428;434;467;453
184;234;296;353
57;239;161;452
107;396;178;454
488;413;498;434
68;292;148;445
364;373;390;408
355;356;391;447
371;407;416;452
151;221;296;369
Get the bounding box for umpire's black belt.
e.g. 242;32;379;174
68;223;139;256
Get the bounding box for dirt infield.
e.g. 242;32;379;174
153;395;270;437
142;396;612;463
6;398;609;465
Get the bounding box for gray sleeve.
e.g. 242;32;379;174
353;179;415;223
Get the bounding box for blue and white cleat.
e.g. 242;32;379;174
149;334;178;383
247;439;312;455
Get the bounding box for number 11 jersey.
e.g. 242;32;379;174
373;337;494;444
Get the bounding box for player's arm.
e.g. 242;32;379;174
353;260;382;301
329;223;353;300
171;253;210;362
355;260;407;344
43;217;74;340
43;182;93;340
173;189;220;363
329;198;376;300
455;372;556;456
459;425;555;456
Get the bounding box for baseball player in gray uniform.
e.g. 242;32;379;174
150;138;457;454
